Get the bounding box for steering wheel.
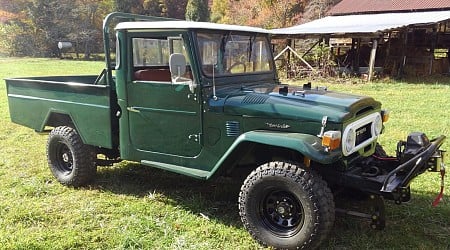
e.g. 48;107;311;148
227;62;246;73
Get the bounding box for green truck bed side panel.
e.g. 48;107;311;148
5;76;113;148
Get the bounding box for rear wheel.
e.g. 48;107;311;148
239;161;335;249
47;126;96;187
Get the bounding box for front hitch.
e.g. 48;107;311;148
381;134;446;203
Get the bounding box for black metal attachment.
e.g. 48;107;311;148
368;195;386;230
335;194;386;230
382;134;446;193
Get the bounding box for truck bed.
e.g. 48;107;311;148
5;75;114;149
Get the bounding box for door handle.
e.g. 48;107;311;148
127;107;141;113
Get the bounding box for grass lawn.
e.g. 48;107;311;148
0;58;449;249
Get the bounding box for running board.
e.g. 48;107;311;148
141;160;209;179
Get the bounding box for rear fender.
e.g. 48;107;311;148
40;110;112;149
41;110;74;131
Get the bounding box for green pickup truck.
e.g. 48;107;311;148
5;13;447;249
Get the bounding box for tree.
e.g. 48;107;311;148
185;0;209;22
210;0;228;23
0;21;35;56
0;0;30;13
165;0;188;19
304;0;340;21
115;0;138;12
68;0;103;59
0;0;115;57
142;0;166;16
225;0;304;28
0;0;343;57
27;0;77;56
264;0;304;28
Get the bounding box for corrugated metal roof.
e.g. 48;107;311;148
330;0;450;15
272;10;450;37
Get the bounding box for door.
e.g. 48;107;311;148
126;34;202;157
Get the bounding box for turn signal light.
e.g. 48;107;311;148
381;110;390;123
322;131;341;151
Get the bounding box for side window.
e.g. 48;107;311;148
132;36;192;83
133;38;169;66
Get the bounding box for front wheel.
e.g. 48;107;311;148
47;126;96;187
239;161;335;249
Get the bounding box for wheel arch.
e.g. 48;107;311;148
41;109;113;149
43;110;75;130
208;131;342;179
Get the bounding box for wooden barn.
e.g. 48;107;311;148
272;0;450;80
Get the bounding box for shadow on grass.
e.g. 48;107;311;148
92;162;450;248
386;74;450;85
94;162;244;228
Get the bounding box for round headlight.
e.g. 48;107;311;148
372;114;383;136
344;128;355;153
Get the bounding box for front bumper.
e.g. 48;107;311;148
322;133;446;203
380;135;446;201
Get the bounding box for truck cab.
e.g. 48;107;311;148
113;19;284;177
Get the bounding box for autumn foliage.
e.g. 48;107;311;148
0;0;340;57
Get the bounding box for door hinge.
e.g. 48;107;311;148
188;93;197;101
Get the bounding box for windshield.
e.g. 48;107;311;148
196;32;273;77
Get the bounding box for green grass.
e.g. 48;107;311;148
1;58;449;249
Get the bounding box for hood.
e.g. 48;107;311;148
212;84;381;123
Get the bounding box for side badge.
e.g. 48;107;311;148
266;123;291;129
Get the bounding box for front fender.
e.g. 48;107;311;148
207;131;342;179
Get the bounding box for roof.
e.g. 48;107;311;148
330;0;450;15
115;21;270;34
271;10;450;38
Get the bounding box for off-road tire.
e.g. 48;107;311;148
239;161;335;249
47;126;96;187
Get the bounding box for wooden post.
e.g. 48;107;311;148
287;39;292;78
430;26;438;75
385;32;391;66
351;38;357;73
397;29;408;79
354;38;361;74
368;39;378;82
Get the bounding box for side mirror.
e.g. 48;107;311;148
169;53;197;93
169;53;186;79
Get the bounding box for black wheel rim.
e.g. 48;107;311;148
260;189;305;237
54;141;74;175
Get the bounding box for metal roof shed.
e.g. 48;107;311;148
271;10;450;38
329;0;450;16
271;11;450;80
